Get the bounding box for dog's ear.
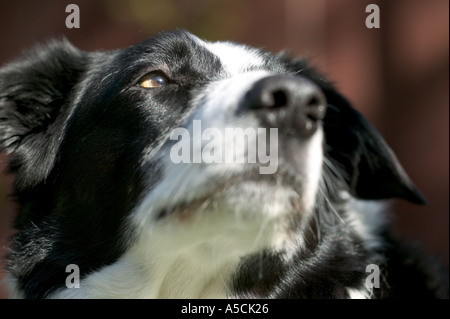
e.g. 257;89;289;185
0;39;87;188
323;89;427;204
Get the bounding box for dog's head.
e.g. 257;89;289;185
0;30;425;298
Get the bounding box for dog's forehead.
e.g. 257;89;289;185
126;31;281;78
202;41;268;75
182;31;272;75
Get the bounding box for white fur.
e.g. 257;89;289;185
346;287;373;299
201;38;268;77
345;199;387;251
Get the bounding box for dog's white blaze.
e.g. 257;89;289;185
206;41;267;76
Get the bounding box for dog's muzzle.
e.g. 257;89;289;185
242;75;327;136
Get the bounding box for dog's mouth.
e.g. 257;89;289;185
154;143;322;223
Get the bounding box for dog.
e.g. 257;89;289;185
0;30;447;299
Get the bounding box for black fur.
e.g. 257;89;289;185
0;30;447;298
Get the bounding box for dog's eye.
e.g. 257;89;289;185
138;73;168;88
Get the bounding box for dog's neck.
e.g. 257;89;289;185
48;207;293;298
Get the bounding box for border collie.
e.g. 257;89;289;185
0;30;448;299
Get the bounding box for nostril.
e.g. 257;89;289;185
305;94;326;122
271;90;288;108
306;96;319;108
260;89;288;109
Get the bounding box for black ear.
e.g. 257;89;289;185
323;89;427;205
0;39;87;188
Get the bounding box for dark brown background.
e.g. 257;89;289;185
0;0;448;298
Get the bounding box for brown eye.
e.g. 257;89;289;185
139;73;168;88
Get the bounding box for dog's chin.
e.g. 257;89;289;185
149;133;323;225
154;164;316;231
140;179;305;259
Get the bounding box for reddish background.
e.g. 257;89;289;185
0;0;448;298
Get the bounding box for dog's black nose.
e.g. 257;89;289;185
243;75;327;136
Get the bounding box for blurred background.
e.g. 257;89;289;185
0;0;448;298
